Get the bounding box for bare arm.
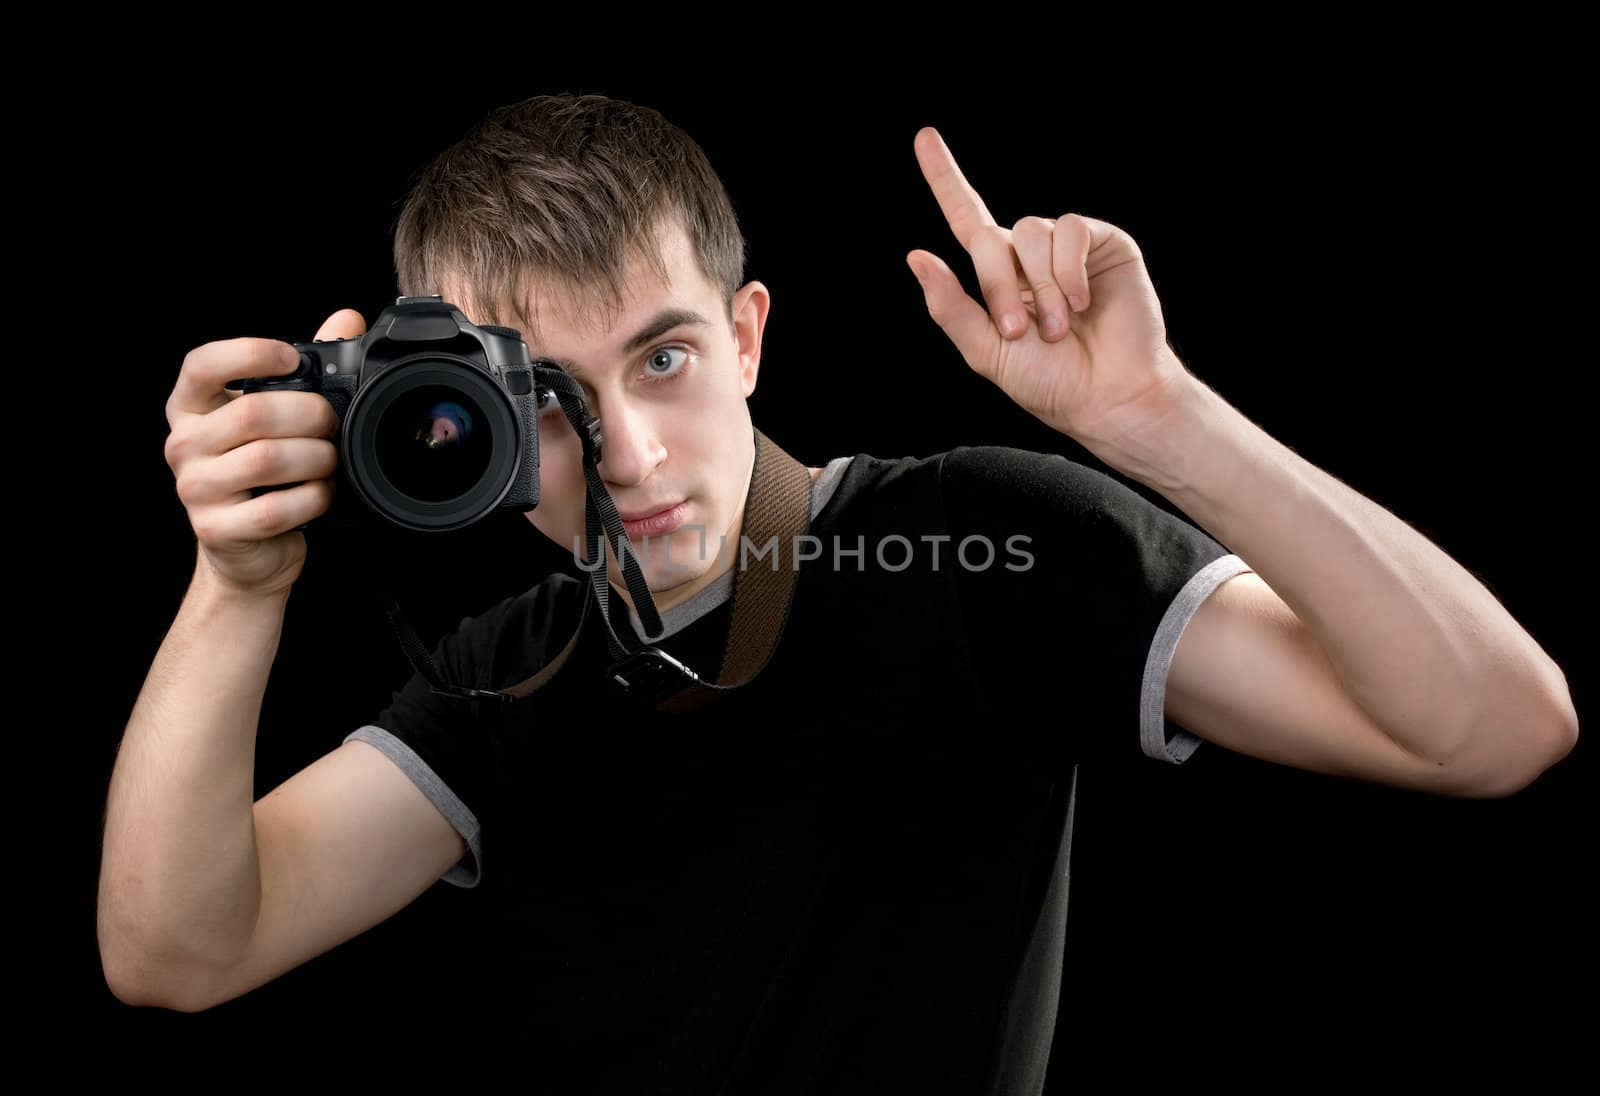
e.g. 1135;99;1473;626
98;553;468;1012
98;553;287;1003
1122;380;1576;794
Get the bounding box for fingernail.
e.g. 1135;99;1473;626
1001;313;1024;337
1068;294;1087;313
1042;315;1064;338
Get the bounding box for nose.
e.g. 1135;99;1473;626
594;399;665;488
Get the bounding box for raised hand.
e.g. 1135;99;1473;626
906;127;1196;448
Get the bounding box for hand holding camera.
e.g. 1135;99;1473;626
164;309;367;599
165;296;549;600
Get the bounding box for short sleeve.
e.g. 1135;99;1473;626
938;445;1252;767
343;600;514;889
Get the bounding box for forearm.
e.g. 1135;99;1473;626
1085;371;1576;766
98;548;289;1000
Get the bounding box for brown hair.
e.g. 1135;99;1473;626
392;93;748;342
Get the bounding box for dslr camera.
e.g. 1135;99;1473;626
227;295;545;532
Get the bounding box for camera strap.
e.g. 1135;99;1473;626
386;366;813;716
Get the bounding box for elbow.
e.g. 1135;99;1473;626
98;914;220;1014
1524;677;1580;789
1514;657;1581;793
1467;725;1575;799
101;947;220;1014
99;936;172;1011
98;895;157;1008
101;956;158;1010
1544;671;1581;767
1453;666;1579;799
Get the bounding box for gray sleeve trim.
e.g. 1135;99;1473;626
811;455;853;519
1139;553;1254;765
343;725;483;889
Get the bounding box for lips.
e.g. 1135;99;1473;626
616;502;684;523
618;501;688;540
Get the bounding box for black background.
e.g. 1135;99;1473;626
53;55;1589;1080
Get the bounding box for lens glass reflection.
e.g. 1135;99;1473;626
376;384;491;502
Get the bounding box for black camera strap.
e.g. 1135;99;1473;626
379;365;812;716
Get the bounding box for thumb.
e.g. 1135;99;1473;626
906;251;998;382
314;308;367;342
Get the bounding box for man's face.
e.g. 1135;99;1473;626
456;221;769;612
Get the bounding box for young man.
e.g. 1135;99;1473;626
100;93;1578;1091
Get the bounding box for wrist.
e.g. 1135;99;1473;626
191;549;293;614
1078;371;1234;497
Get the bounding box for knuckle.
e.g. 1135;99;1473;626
304;393;338;438
236;393;271;435
248;495;281;535
174;465;200;502
245;440;278;482
951;209;983;241
190;508;218;544
304;393;337;436
163;429;188;470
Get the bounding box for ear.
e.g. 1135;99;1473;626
730;280;770;398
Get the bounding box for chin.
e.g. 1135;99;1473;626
603;529;698;587
642;553;713;594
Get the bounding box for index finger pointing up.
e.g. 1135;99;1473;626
914;126;997;250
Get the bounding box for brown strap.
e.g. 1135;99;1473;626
495;427;813;711
655;428;813;713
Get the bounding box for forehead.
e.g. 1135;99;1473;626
528;220;714;346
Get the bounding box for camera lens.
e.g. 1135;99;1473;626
346;356;526;532
374;384;493;503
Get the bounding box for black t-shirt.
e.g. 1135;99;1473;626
344;444;1250;1093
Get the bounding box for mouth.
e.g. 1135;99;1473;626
618;501;688;540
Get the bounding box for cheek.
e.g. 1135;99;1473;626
675;376;742;447
676;376;749;485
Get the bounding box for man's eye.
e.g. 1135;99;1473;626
644;347;689;379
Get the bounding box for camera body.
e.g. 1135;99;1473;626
228;295;541;533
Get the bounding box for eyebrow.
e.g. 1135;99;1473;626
536;307;712;377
